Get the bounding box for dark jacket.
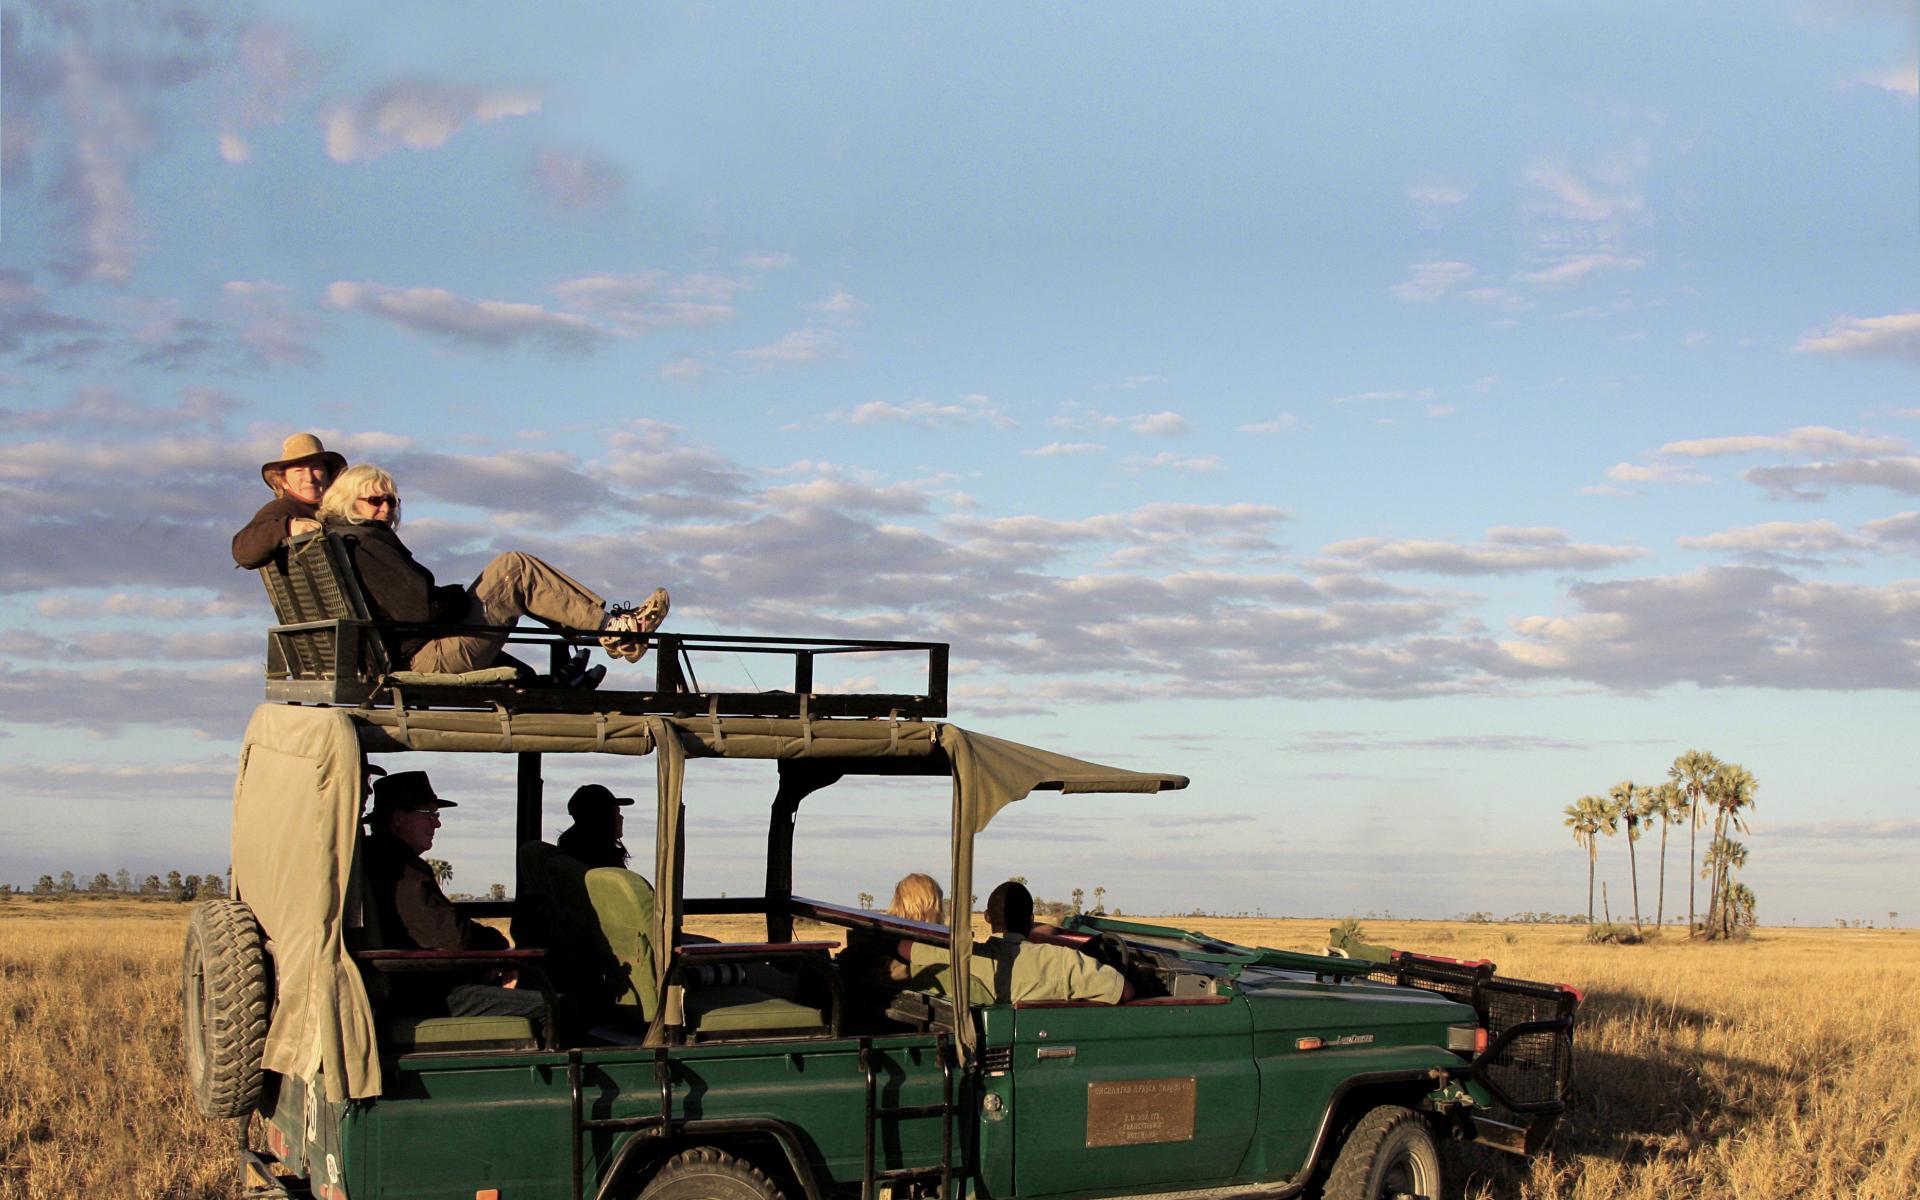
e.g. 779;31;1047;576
232;496;319;569
363;831;508;1011
325;519;468;662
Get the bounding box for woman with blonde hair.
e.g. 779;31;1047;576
887;873;944;925
318;463;668;684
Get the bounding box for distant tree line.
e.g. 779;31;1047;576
1564;749;1758;941
0;868;228;901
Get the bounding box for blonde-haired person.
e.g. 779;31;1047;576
888;873;944;925
232;433;347;568
317;464;668;683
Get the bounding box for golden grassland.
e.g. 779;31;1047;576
2;900;1916;1199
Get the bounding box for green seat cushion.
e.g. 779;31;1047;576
687;986;824;1033
387;1015;537;1051
388;667;522;685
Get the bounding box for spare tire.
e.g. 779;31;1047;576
181;899;272;1118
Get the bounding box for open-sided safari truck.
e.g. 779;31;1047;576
185;581;1577;1200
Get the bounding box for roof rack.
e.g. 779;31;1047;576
259;531;948;719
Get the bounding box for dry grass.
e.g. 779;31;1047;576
3;902;1915;1199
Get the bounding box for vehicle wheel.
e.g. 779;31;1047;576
639;1148;786;1200
181;899;272;1118
1322;1105;1444;1200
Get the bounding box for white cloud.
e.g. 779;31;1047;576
1120;452;1224;474
739;252;796;271
735;327;840;365
218;132;250;163
1793;312;1920;362
1850;62;1918;98
1323;527;1646;575
549;271;741;334
1516;252;1647;286
1128;410;1189;436
1408;183;1468;207
1329;388;1435;405
1744;457;1920;501
810;289;864;318
325;82;540;163
1655;426;1908;458
325;281;608;352
1676;520;1866;557
821;394;1013;430
1603;461;1710;485
659;354;710;383
1522;155;1645;224
1238;414;1305;435
1021;442;1104;458
1390;260;1474;302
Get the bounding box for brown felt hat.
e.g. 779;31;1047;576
261;433;347;493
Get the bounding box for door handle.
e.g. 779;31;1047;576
1035;1045;1077;1060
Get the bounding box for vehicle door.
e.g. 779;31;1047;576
1009;997;1257;1199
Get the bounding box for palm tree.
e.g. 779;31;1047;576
1563;796;1609;924
1650;781;1686;929
427;858;453;887
1704;764;1758;938
1703;836;1749;938
1668;750;1720;935
1609;781;1645;934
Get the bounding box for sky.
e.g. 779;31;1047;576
1;1;1916;928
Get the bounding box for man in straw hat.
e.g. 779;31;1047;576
232;432;347;568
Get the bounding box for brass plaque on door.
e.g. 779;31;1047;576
1085;1077;1197;1147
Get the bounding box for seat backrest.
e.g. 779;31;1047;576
515;841;660;1020
584;867;660;1020
262;532;393;681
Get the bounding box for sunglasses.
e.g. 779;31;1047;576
357;494;400;509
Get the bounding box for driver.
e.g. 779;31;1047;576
907;880;1129;1004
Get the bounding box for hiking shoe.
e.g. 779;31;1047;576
600;587;670;663
567;663;607;690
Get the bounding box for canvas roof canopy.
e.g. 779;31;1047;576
231;703;1188;1095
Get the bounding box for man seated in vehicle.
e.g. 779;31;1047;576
362;771;553;1029
906;880;1130;1004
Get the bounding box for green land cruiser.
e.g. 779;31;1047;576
183;536;1578;1200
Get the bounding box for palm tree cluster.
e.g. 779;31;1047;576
1563;750;1759;940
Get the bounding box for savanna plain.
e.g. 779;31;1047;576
2;901;1914;1199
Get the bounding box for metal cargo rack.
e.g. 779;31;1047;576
259;530;947;719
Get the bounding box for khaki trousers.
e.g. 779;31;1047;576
409;552;605;674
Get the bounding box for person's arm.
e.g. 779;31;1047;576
1067;951;1131;1004
232;498;303;568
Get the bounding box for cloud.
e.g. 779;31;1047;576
1522;155;1645;224
1408;183;1468;208
1676;520;1867;559
818;394;1013;430
385;449;617;525
1655;426;1907;458
0;384;237;434
1860;512;1920;549
1849;62;1918;98
1322;527;1647;575
221;280;321;367
0;270;102;358
1497;567;1920;691
1390;260;1475;302
1744;457;1920;501
216;24;315;162
735;327;840;365
1602;460;1710;486
1330;388;1436;406
1238;414;1305;435
1120;452;1224;474
659;354;711;383
810;289;864;318
1515;252;1647;286
324;81;540;163
325;281;609;352
739;252;796;271
549;271;741;334
1021;442;1104;458
1793;312;1920;362
1128;411;1189;436
527;146;626;210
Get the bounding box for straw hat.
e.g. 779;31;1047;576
260;433;347;493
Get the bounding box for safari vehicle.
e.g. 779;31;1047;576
183;532;1578;1200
